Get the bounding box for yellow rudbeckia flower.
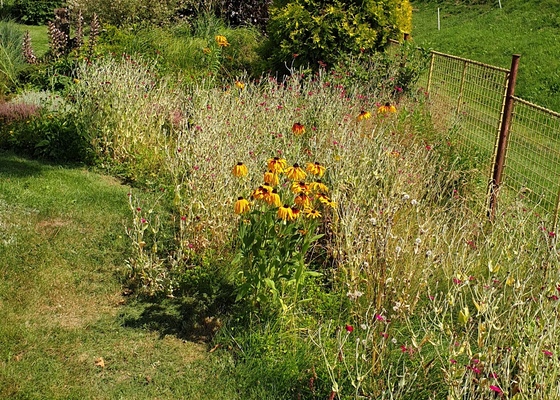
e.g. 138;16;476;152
310;180;329;193
285;163;307;181
294;193;311;209
291;181;309;194
267;157;287;173
377;102;397;114
277;204;293;221
357;110;372;121
306;161;326;177
232;162;248;177
304;208;322;219
234;197;250;214
264;170;279;186
265;189;282;207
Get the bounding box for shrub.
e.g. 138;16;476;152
12;0;65;25
264;0;412;72
0;95;93;163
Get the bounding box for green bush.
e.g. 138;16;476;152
264;0;412;72
13;0;64;25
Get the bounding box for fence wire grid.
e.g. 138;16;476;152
423;50;560;227
505;98;560;220
426;51;509;178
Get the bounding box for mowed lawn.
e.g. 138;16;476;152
0;152;239;399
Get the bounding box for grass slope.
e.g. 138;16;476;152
0;152;241;399
411;0;560;112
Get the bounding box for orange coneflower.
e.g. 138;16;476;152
277;204;293;221
285;163;307;181
292;122;305;136
234;197;250;214
357;110;372;121
235;80;245;90
310;180;329;193
304;208;321;219
290;206;301;221
291;180;309;194
232;162;248;177
306;161;326;177
317;192;332;205
267;157;287;173
265;189;282;207
264;170;279;186
377;102;397;114
294;193;311;209
252;185;272;201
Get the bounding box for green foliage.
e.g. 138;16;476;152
0;103;93;162
328;41;430;100
0;19;25;94
234;206;322;312
264;0;412;72
12;0;64;25
69;0;197;26
98;17;263;79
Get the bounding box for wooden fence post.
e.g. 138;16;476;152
488;54;521;220
427;52;435;94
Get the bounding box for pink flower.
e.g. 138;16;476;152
345;325;354;333
450;358;457;364
543;350;553;357
489;385;502;394
375;314;385;322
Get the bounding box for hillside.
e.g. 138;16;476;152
410;0;560;112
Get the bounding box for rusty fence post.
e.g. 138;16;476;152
488;54;521;220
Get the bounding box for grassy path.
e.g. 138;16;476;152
0;152;238;399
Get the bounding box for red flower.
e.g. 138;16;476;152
345;325;354;333
489;385;502;394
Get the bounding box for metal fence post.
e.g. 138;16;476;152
488;54;521;220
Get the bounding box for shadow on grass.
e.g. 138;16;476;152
119;271;236;343
0;151;44;178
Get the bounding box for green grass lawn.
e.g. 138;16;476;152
411;0;560;112
16;23;49;57
0;151;246;399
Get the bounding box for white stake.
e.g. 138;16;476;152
438;8;441;31
498;0;502;8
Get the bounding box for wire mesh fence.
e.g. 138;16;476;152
422;50;560;228
426;51;509;178
505;98;560;222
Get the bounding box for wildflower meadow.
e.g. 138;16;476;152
1;1;559;398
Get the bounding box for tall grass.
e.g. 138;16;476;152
64;50;560;397
0;19;25;94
